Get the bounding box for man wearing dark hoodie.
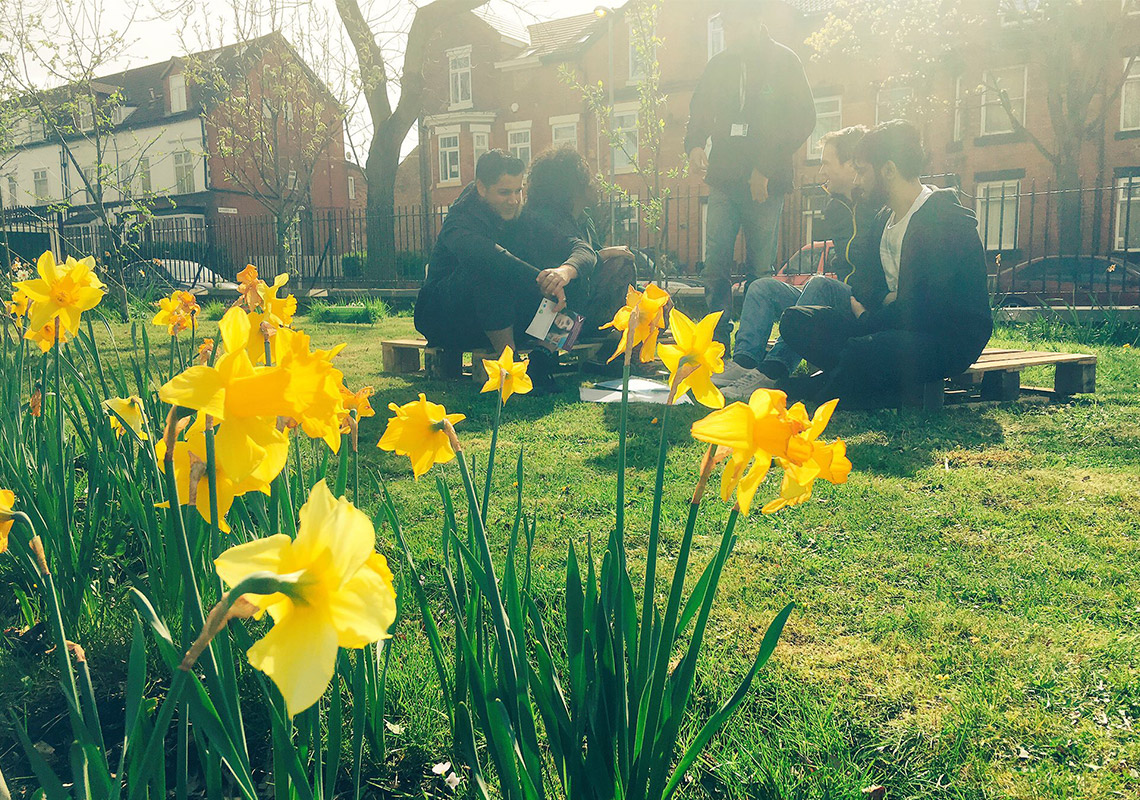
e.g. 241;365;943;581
779;120;993;406
716;124;888;399
414;149;594;359
684;0;816;350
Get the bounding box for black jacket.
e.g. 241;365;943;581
683;29;815;194
856;188;993;364
822;194;889;310
502;202;598;281
420;182;535;293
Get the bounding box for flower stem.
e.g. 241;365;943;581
636;401;670;681
53;318;73;554
481;389;502;525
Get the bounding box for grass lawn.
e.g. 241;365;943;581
5;311;1140;798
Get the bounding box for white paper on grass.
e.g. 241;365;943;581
578;377;693;405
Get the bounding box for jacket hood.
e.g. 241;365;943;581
917;187;980;232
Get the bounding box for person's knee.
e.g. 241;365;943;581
744;277;786;304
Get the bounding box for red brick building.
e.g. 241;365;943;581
398;0;1140;279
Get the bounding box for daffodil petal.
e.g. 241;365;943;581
246;604;338;717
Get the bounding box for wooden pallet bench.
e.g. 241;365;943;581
382;338;605;381
907;347;1096;410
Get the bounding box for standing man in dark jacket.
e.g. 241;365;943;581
716;125;888;399
414;150;592;355
780;120;993;406
685;0;816;350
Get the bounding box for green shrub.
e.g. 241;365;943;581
200;300;226;321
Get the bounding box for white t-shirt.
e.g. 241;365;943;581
880;185;934;294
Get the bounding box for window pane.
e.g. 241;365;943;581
1117;178;1140;250
809;97;842;155
612;112;637;171
975;180;1020;250
982;66;1025;135
1122;60;1140;131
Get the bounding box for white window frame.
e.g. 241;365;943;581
550;114;579;150
471;125;490;167
169;73;187;114
808;96;842;157
286;170;298;191
981;65;1027;136
33;168;49;203
802;190;829;247
447;46;473;111
137;156;152;194
1114;176;1140;251
975;179;1021;251
348;175;356;200
6;175;17;208
612;104;639;174
77;104;95;132
506;120;532;166
1121;57;1140;133
875;85;913;125
173;150;195;194
437;128;461;186
707;14;725;60
953;76;965;142
1124;0;1139;14
80;166;96;204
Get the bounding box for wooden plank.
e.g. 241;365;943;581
964;353;1096;373
381;338;429;348
382;341;423;374
425;347;463;379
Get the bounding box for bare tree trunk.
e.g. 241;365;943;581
365;139;399;283
1056;154;1083;257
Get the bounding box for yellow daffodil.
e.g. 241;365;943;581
156;417;285;532
480;346;532;402
259;273;297;328
26;321;73;352
15;250;105;338
0;489;15;554
236;264;262;310
690;388;797;514
276;327;347;452
761;399;850;514
159;307;291;483
197;338;215;365
339;384;375;432
152;290;200;335
103;396;149;441
378;394;465;479
213;479;397;715
601;283;671;363
658;309;725;408
6;289;29;321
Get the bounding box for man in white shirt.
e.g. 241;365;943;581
779;120;993;407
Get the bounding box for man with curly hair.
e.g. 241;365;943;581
503;145;635;335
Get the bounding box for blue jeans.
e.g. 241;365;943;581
736;275;854;376
704;183;785;348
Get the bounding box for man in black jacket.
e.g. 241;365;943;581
716;125;888;399
685;0;816;350
779;120;993;406
414;150;592;355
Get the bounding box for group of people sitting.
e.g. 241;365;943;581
414;146;633;392
413;119;993;408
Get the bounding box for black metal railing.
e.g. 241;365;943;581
1;178;1136;305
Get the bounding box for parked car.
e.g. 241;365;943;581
774;240;835;287
129;259;238;294
991;255;1140;307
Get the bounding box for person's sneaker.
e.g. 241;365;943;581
712;359;758;387
722;370;782;401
